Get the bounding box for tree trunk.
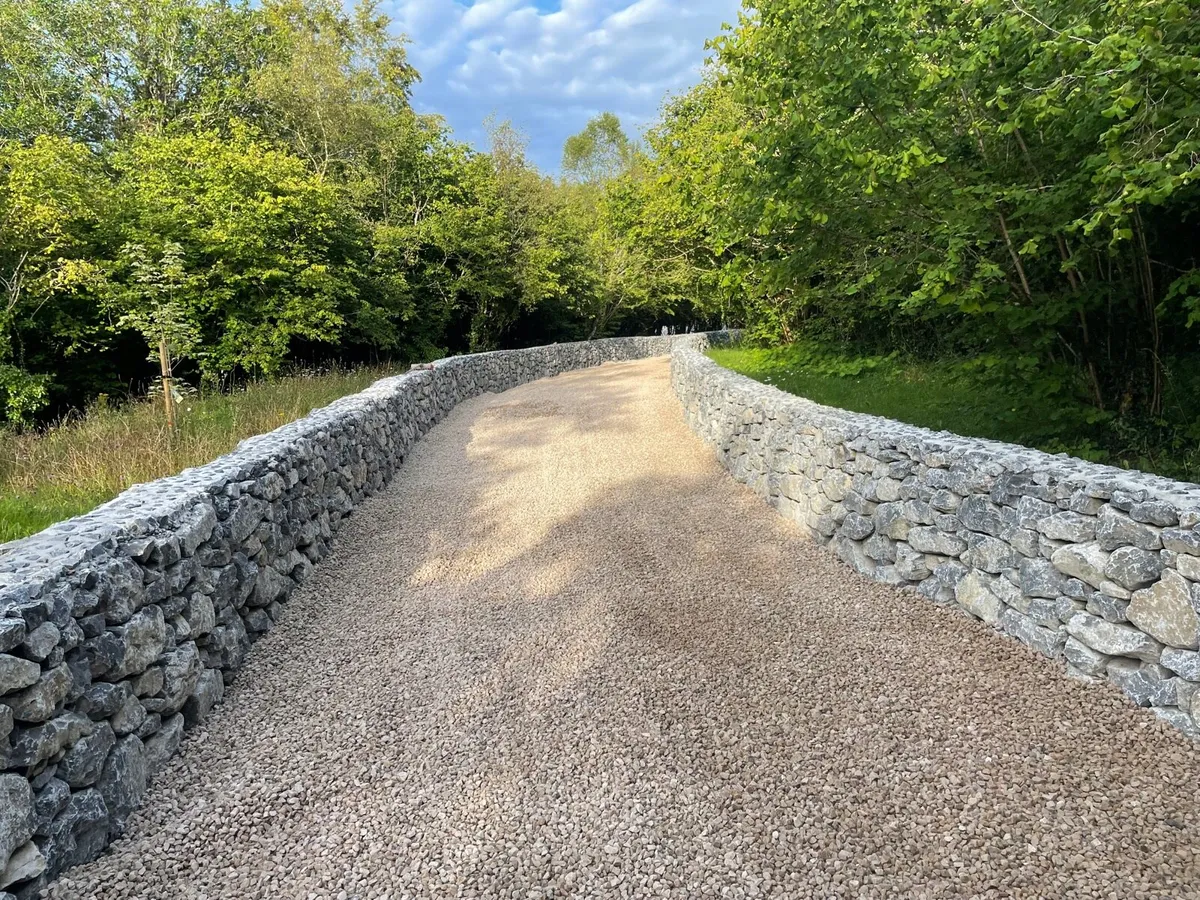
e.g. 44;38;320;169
159;333;176;430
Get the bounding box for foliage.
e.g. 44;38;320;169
0;0;694;432
562;112;637;185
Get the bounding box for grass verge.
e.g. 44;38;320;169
708;343;1200;484
0;367;392;543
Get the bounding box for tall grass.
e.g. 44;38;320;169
0;367;393;543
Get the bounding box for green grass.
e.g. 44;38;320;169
708;342;1200;483
0;367;394;543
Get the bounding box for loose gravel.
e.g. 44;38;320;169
47;358;1200;899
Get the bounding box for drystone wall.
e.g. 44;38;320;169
0;333;729;898
671;347;1200;741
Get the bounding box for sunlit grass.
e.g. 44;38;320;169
708;343;1200;484
0;367;393;543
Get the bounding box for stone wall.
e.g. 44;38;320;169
671;346;1200;741
0;332;729;897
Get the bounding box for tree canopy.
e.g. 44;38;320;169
3;0;1199;459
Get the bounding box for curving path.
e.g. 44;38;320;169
48;358;1200;899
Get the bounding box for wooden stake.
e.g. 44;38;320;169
159;333;176;430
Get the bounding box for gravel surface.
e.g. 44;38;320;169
47;358;1200;899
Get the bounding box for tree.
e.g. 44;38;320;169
0;136;108;423
106;242;202;426
562;112;637;185
110;126;359;378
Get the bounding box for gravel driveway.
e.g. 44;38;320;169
47;358;1200;899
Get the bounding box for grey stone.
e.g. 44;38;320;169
0;620;25;654
77;682;131;721
874;565;908;586
1162;528;1200;556
955;573;1002;625
41;788;109;874
1106;659;1177;707
1128;570;1200;649
144;713;184;776
894;547;930;581
1096;506;1162;551
1064;636;1110;676
242;608;272;634
20;623;59;662
1086;593;1130;624
900;499;935;526
840;513;874;541
109;606;167;680
958;495;1003;537
916;577;955;605
1098;580;1132;600
1037;512;1096;542
249;565;292;609
907;527;966;557
1160;647;1200;681
1068;492;1106;516
1129;500;1178;527
183;669;225;728
33;779;70;836
1104;546;1163;591
842;491;875;516
929;490;961;512
1024;597;1062;628
961;535;1017;574
111;694;147;737
1000;609;1065;658
0;656;40;696
6;713;94;768
57;722;115;789
1066;613;1162;661
130;667;163;698
228;496;269;544
873;503;911;540
875;477;902;502
97;735;146;838
1151;706;1200;739
151;642;202;716
1050;543;1109;589
863;534;896;563
184;594;216;638
1016;496;1056;530
1020;558;1070;600
933;561;969;588
7;666;72;723
0;776;35;868
0;841;45;890
135;713;161;740
203;617;249;671
177;503;218;556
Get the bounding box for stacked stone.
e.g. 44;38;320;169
0;332;732;897
671;348;1200;741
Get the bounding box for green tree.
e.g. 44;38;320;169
0;136;108;423
562;112;637;185
110;127;358;378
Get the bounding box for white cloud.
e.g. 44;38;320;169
381;0;740;173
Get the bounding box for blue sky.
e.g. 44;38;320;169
381;0;742;174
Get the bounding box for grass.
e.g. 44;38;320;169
0;367;393;543
707;342;1200;483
